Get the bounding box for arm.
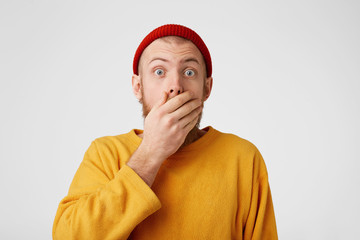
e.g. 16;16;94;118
127;91;202;187
52;141;161;240
53;91;202;239
243;151;278;240
244;176;278;240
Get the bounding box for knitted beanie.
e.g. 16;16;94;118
133;24;212;77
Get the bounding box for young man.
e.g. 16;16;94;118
53;24;278;239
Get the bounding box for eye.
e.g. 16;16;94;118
154;69;164;76
184;69;195;77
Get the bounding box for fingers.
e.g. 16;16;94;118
170;98;202;120
152;92;168;110
179;105;202;129
148;90;202;135
182;107;202;133
158;91;201;131
163;91;194;113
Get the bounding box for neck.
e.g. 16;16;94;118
181;127;206;148
136;127;206;148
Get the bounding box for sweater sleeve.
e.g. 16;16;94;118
52;140;162;240
243;150;278;240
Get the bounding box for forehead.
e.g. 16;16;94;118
140;36;204;64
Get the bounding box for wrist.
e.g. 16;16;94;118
137;141;167;165
126;145;164;187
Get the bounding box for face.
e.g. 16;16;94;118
132;36;213;117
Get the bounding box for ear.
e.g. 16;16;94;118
203;76;213;101
132;74;142;101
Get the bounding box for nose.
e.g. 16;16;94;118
167;74;184;99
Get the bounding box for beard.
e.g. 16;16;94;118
140;91;205;148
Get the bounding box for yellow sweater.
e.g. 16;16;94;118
53;126;277;239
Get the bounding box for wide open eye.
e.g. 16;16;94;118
154;69;164;76
184;69;195;77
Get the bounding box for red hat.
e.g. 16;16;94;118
133;24;212;77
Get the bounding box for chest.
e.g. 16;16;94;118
130;157;243;239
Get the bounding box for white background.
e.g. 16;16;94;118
1;0;359;239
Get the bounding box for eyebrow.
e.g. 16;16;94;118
148;57;200;65
183;58;200;65
148;57;168;64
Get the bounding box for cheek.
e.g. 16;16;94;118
188;81;206;98
142;85;163;106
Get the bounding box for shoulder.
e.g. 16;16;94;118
213;128;269;178
213;129;260;156
82;130;141;168
84;130;140;159
92;130;140;149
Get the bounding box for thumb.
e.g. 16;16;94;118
153;92;168;109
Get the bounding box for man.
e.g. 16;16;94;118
53;24;278;239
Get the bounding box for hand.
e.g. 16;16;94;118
141;91;202;163
126;91;202;186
